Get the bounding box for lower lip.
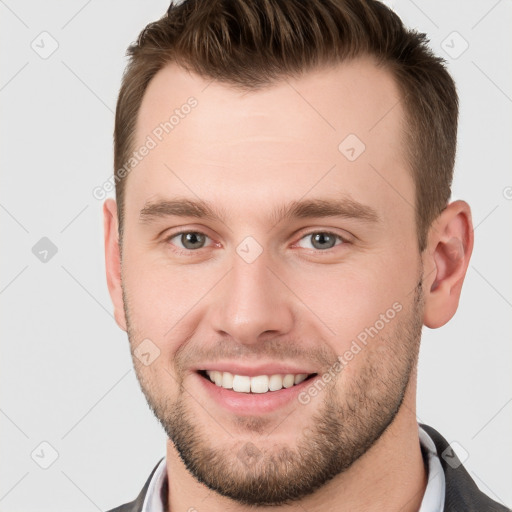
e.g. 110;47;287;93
196;373;314;415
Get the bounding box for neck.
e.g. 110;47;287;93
165;379;427;512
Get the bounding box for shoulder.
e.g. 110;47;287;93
420;424;510;512
105;458;165;512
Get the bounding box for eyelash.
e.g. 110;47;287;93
163;230;348;256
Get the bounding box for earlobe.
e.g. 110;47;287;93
423;200;474;329
103;198;127;331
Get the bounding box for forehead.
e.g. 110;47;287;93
135;57;405;150
126;58;413;227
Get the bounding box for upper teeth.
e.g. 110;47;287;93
205;371;309;393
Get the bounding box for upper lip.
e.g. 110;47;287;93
196;362;317;377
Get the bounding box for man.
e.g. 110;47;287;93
103;0;508;511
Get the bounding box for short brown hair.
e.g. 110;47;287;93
114;0;458;251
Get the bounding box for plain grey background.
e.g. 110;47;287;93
1;0;511;510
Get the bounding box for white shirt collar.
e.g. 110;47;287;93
418;425;446;512
142;425;445;512
141;456;167;512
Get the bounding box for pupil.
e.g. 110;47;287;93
182;232;205;249
313;233;334;249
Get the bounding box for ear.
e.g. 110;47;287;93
103;198;127;331
422;200;474;328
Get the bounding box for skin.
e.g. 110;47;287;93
104;57;473;511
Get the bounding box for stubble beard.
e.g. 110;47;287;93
124;281;424;506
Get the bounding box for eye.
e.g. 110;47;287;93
296;231;344;251
166;231;212;251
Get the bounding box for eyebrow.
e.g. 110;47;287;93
139;196;380;226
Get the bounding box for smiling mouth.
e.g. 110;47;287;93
198;370;317;394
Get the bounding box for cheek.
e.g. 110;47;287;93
121;248;218;347
123;267;175;336
288;251;417;353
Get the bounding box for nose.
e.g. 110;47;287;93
208;253;295;346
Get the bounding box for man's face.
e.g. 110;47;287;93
119;58;424;505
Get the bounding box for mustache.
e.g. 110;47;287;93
175;337;337;371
